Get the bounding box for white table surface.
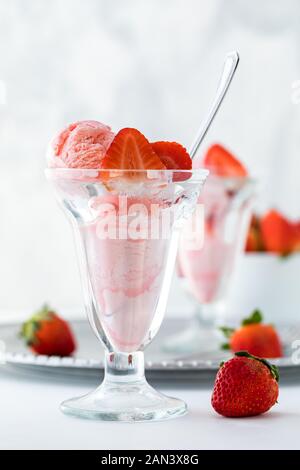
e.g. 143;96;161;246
0;367;300;450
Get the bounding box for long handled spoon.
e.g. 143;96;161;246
189;51;239;160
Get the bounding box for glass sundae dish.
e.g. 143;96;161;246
165;144;256;353
46;122;208;421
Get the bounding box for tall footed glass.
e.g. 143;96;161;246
46;168;208;421
165;175;256;353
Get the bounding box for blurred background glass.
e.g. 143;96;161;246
0;0;299;318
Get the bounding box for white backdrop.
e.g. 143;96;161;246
0;0;300;316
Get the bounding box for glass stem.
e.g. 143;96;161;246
104;351;146;386
194;300;225;328
194;302;215;328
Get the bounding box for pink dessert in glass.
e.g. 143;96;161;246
80;195;172;352
46;121;208;421
47;124;189;353
178;176;247;304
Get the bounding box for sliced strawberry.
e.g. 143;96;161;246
203;144;248;177
151;142;192;170
101;128;166;173
151;142;192;181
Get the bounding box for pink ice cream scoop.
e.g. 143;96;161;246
47;120;114;169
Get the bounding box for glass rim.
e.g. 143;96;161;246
45;168;257;186
45;167;210;184
45;167;209;175
206;174;258;185
45;168;256;180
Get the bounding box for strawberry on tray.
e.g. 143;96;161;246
20;305;76;357
220;310;283;359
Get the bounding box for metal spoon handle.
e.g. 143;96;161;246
190;51;240;159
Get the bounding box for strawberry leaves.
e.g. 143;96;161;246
20;304;53;346
242;309;263;326
219;326;235;350
234;351;280;382
219;326;235;338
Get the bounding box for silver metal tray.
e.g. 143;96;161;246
1;319;300;382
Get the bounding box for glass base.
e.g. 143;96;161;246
163;324;220;354
164;301;224;354
60;380;187;422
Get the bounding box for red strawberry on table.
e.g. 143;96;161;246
20;305;76;356
211;351;279;417
101;128;166;173
220;310;283;359
203;143;248;177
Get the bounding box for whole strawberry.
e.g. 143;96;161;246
211;351;279;417
20;305;76;356
220;310;283;358
260;209;300;256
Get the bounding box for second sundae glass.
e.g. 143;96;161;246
165;175;256;353
46;168;208;421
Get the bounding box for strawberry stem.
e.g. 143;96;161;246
219;326;235;338
19;304;54;346
234;351;279;382
241;309;263;326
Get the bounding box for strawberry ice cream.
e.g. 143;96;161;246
81;220;170;351
82;194;172;351
47;123;198;353
178;227;236;304
178;183;237;303
179;144;252;306
47;120;114;169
